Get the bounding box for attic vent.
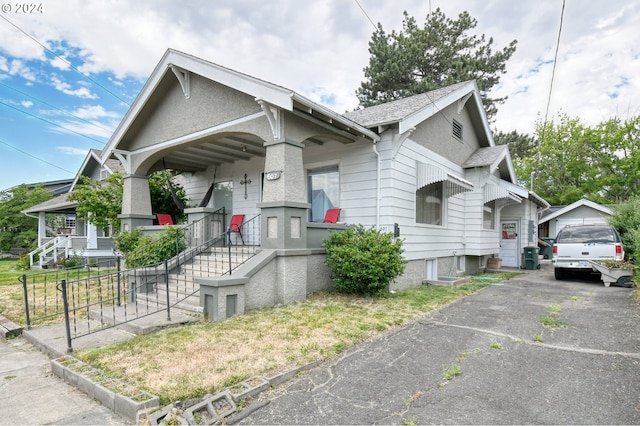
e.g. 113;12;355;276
452;119;463;141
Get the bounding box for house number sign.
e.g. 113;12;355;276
265;170;281;181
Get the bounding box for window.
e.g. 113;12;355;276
213;181;233;225
99;169;109;181
452;119;463;141
483;201;495;229
65;215;76;229
308;166;339;222
416;182;443;225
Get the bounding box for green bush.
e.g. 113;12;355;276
609;197;640;261
114;228;186;268
323;225;407;295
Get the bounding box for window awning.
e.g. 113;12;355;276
483;184;522;204
417;162;474;198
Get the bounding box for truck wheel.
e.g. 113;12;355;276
554;268;565;280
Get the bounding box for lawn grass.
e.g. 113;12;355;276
0;258;120;325
75;272;521;405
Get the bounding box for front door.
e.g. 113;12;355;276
500;221;519;268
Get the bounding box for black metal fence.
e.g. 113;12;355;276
20;212;261;353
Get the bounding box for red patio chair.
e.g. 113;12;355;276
228;214;245;245
323;208;341;224
157;214;174;225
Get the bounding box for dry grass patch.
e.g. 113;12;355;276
76;273;520;405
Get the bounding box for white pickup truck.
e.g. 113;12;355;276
552;224;624;280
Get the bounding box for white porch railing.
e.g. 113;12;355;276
28;235;72;268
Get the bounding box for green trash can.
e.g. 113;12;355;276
524;246;540;270
538;238;554;259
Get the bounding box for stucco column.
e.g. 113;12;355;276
118;174;155;232
258;140;310;250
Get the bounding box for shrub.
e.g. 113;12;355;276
323;225;407;295
114;228;186;268
608;196;640;261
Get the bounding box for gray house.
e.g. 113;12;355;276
22;149;123;267
58;49;547;315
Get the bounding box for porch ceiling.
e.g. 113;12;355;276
152;133;266;173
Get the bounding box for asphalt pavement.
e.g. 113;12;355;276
235;261;640;425
1;260;638;425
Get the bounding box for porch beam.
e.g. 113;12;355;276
291;109;359;144
161;159;209;172
198;141;255;159
128;111;265;156
167;151;222;167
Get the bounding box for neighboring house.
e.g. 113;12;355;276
94;48;548;314
22;149;124;267
539;199;613;239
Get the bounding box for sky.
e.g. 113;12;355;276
0;0;638;191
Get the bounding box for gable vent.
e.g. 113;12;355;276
452;119;463;141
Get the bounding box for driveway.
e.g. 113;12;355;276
236;262;640;425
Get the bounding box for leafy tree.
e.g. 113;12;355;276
494;130;536;161
69;170;189;233
68;172;124;233
324;225;406;294
357;9;517;120
523;114;640;205
148;170;188;224
0;184;53;252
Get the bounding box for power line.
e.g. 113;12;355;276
354;0;377;31
543;0;566;127
0;14;131;106
0;99;107;145
0;81;115;134
0;138;77;176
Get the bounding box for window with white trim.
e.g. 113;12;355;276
483;200;496;229
416;182;443;225
308;166;339;222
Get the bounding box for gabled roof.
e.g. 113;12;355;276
539;199;612;224
342;81;494;144
70;149;124;191
462;145;517;183
22;193;75;214
101;49;379;166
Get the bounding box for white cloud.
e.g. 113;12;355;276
1;0;638;138
57;146;89;156
51;76;98;99
8;59;36;81
50;56;71;71
21;100;33;108
72;105;119;119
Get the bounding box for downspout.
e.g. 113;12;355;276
372;142;381;230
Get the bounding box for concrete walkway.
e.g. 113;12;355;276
236;262;640;425
0;337;125;425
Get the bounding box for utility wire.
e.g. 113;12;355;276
0;14;131;106
543;0;566;130
0;99;107;145
0;138;77;176
354;0;377;31
0;81;115;134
